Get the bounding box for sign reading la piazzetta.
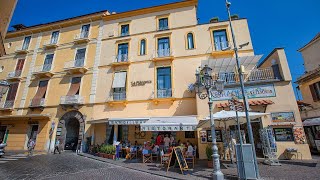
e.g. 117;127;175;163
210;84;276;101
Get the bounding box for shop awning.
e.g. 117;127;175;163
140;116;198;131
87;118;149;125
201;55;263;73
216;99;274;108
303;117;320;126
0;114;51;120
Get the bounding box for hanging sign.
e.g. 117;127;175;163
131;80;152;87
210;84;276;101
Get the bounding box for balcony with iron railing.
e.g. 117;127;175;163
29;98;45;108
152;88;175;105
73;33;90;44
111;54;130;66
64;59;87;74
43;40;58;49
7;70;22;81
212;67;281;86
107;91;127;106
153;48;174;61
60;95;84;106
15;45;29;54
32;64;54;78
0;100;14;110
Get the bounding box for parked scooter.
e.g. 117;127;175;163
0;143;7;158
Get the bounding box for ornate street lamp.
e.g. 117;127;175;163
195;65;224;180
0;81;10;100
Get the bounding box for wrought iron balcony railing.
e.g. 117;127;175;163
157;89;172;98
64;59;85;69
112;92;126;101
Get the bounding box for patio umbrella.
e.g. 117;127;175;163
200;110;270;128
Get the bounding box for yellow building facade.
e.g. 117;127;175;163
0;0;311;160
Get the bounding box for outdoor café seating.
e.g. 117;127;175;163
185;146;197;168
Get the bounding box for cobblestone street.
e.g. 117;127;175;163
1;152;320;180
0;152;168;180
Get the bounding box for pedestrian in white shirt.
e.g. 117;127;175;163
163;134;170;150
170;134;174;146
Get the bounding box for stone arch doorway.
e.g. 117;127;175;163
56;111;85;151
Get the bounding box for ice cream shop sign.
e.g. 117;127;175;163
210;84;276;101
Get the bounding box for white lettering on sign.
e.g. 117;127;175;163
140;125;197;131
210;84;276;101
109;120;146;125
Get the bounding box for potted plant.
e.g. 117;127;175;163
100;145;108;158
206;145;213;168
210;17;219;23
231;14;239;20
111;145;116;160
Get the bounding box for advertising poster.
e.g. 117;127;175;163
271;112;295;123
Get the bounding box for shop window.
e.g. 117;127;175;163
273;128;294;141
310;81;320;101
206;130;223;142
185;131;195;138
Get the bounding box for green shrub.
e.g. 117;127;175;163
206;145;213;161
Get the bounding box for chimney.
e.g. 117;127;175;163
12;24;27;31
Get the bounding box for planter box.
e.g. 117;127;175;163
207;160;213;168
98;153;104;157
103;153;109;158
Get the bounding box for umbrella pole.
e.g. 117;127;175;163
236;111;246;178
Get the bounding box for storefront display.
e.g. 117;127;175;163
207;130;223;142
271;112;295;123
293;127;306;144
273;128;294;141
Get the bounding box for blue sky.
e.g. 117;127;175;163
10;0;320;98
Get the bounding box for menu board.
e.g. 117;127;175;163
167;147;188;174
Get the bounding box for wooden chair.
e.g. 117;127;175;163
129;148;137;160
143;153;153;163
151;147;160;162
185;147;196;169
160;150;172;165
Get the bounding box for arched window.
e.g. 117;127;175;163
140;39;146;55
187;33;195;49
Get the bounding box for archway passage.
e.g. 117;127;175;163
65;118;80;150
55;111;85;151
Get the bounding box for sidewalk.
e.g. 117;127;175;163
79;153;320;180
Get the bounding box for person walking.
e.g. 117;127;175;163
54;138;61;154
27;139;36;156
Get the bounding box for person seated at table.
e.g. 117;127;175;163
176;140;181;147
152;144;159;153
134;141;138;147
167;145;174;154
150;137;155;147
170;134;174;146
185;142;194;157
142;141;152;155
164;134;170;149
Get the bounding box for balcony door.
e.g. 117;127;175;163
43;54;54;71
157;37;170;57
15;59;25;76
213;30;228;51
22;36;31;50
75;48;86;67
50;31;59;44
117;43;128;62
80;24;90;38
157;67;172;98
5;83;18;108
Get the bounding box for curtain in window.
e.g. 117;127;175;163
187;33;194;49
43;54;54;71
75;48;86;67
51;31;59;44
67;77;81;96
31;80;48;106
22;36;31;50
140;39;146;55
81;24;90;38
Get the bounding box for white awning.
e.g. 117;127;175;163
86;118;149;125
201;55;263;73
140;116;198;131
303;117;320;126
112;72;127;88
109;118;149;125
